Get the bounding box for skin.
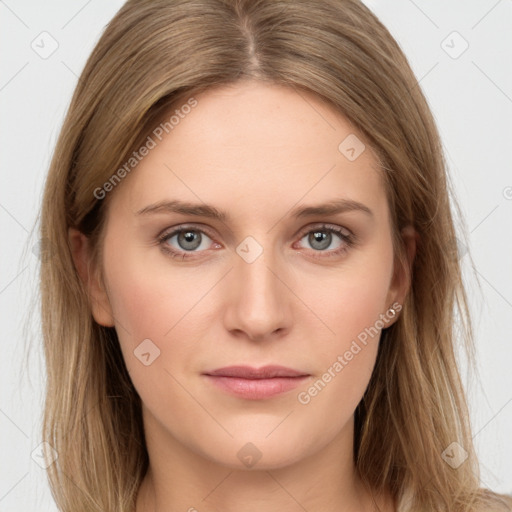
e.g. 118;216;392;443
70;80;416;512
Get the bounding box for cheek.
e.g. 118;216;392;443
308;242;394;350
101;242;219;389
103;241;204;338
299;241;394;401
102;247;201;421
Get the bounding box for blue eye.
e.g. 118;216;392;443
158;228;215;258
296;225;354;258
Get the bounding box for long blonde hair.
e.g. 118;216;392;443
39;0;512;511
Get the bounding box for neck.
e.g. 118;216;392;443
136;410;394;512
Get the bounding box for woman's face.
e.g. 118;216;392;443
88;80;408;470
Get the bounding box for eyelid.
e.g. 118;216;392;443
157;223;217;242
295;222;353;239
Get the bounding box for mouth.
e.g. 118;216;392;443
202;365;311;400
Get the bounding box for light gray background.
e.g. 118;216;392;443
1;1;511;510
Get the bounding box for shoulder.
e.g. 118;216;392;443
395;487;512;512
474;489;512;512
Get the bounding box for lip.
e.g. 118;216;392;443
203;365;311;400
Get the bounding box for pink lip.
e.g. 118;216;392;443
203;365;310;400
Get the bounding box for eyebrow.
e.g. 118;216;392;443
135;198;373;221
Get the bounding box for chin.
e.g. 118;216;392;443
194;429;317;471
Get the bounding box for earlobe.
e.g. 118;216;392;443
68;227;115;327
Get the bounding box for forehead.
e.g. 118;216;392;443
108;80;387;223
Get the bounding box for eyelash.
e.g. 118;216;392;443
156;223;356;261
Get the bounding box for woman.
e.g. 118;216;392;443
38;0;512;511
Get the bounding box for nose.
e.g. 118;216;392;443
222;246;292;342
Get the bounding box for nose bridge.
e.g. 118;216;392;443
224;236;291;340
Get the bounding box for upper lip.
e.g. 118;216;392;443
204;365;309;379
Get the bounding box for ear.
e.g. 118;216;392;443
68;227;115;327
385;224;418;322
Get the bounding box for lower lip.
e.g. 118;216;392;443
204;375;310;400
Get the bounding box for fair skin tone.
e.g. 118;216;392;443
70;80;416;512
